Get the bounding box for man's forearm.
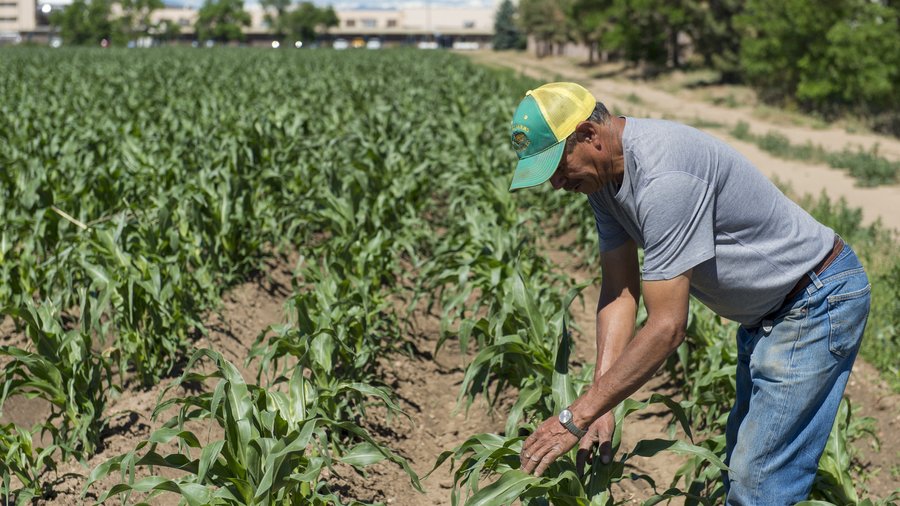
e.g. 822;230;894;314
573;317;684;430
593;293;637;384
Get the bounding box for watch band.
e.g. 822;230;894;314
558;409;587;438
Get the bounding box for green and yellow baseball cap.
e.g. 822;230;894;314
508;82;596;191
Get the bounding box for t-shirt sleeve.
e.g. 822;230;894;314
639;172;715;280
588;193;629;252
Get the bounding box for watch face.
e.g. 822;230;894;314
559;409;572;424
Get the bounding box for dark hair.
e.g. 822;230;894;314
589;101;611;124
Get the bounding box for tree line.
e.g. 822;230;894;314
494;0;900;136
50;0;337;46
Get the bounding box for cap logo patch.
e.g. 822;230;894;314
512;131;530;153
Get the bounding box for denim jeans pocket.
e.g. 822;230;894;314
827;283;871;357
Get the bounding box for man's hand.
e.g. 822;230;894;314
576;412;615;476
520;416;580;476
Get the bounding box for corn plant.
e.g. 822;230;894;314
88;349;421;505
807;397;890;505
0;296;116;460
433;322;727;505
0;423;57;506
452;273;589;425
249;275;403;430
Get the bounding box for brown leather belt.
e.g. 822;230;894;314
782;235;845;302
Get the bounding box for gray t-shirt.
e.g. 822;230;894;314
588;118;834;326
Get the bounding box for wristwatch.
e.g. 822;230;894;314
558;408;587;439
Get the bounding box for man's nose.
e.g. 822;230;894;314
549;170;564;190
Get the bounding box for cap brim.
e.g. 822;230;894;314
509;139;565;192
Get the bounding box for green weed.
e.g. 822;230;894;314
729;122;899;186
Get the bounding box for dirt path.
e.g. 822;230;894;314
468;51;900;232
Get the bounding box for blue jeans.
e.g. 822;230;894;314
723;242;870;505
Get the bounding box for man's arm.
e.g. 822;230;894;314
594;240;641;383
520;255;692;477
574;240;640;473
569;270;692;430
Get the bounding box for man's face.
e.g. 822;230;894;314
548;135;602;194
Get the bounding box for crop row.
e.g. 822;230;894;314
0;47;486;503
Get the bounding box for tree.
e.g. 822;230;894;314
569;0;616;64
736;0;849;103
596;0;664;67
797;0;900;113
195;0;251;43
317;5;338;32
604;0;699;69
152;18;182;44
735;0;846;101
262;1;337;43
493;0;526;50
284;3;337;42
655;0;694;68
118;0;164;40
737;0;899;129
50;0;121;46
260;0;290;39
519;0;573;57
687;0;744;81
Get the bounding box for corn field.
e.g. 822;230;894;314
0;48;897;506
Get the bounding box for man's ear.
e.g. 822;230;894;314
574;121;597;144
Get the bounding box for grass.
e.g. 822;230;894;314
732;121;900;186
625;92;643;105
686;117;725;129
710;93;740;108
751;103;831;129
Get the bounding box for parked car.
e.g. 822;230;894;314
366;38;382;50
333;38;349;50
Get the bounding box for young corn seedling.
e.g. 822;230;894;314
0;295;115;461
0;423;57;506
433;320;726;505
88;349;422;505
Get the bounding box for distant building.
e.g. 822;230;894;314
331;6;493;48
150;6;197;32
0;0;496;48
0;0;52;43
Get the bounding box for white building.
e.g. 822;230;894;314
0;1;497;46
329;6;493;48
0;0;39;42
